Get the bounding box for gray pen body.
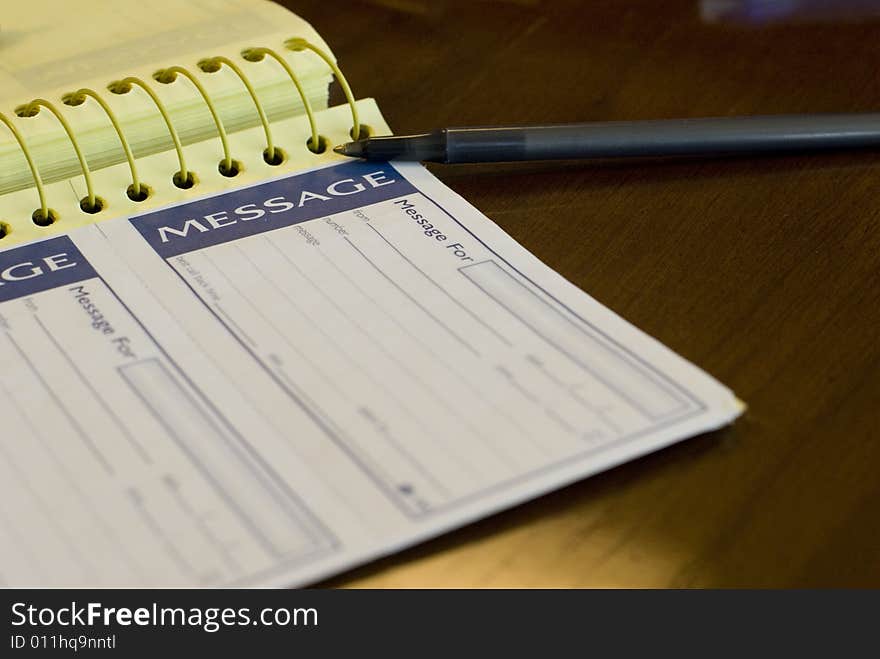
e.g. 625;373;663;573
440;114;880;162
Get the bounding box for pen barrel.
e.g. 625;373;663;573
443;115;880;162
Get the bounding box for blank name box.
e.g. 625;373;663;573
118;357;330;561
459;260;689;420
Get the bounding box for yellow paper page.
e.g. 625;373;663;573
0;0;335;195
0;0;327;105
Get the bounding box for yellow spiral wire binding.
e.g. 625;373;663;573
199;56;280;164
241;46;321;153
1;37;363;236
63;88;147;201
285;37;361;140
24;99;101;213
0;111;51;227
153;66;236;175
108;77;193;188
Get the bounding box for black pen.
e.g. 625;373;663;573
333;114;880;163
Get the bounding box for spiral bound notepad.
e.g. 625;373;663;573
0;1;742;586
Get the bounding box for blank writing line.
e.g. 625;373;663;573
0;438;96;581
460;261;687;420
32;313;152;464
270;238;488;484
308;243;524;471
236;245;451;499
203;248;413;493
332;238;547;458
162;474;242;574
344;236;481;357
176;245;420;521
5;330;114;475
340;238;547;457
127;488;195;580
120;358;283;560
2;382;146;581
214;302;257;347
525;354;623;436
0;489;44;579
95;263;337;573
366;223;512;347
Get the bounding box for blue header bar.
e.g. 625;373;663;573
130;161;416;258
0;236;98;302
0;235;97;303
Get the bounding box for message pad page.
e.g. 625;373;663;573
0;160;742;586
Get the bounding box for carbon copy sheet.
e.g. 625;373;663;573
0;160;742;586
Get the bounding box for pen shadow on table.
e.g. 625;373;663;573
316;423;741;589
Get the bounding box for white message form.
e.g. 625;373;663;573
0;161;742;586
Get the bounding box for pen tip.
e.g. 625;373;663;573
333;141;366;158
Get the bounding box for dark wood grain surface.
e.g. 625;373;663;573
282;0;880;587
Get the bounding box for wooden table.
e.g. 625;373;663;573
286;0;880;587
